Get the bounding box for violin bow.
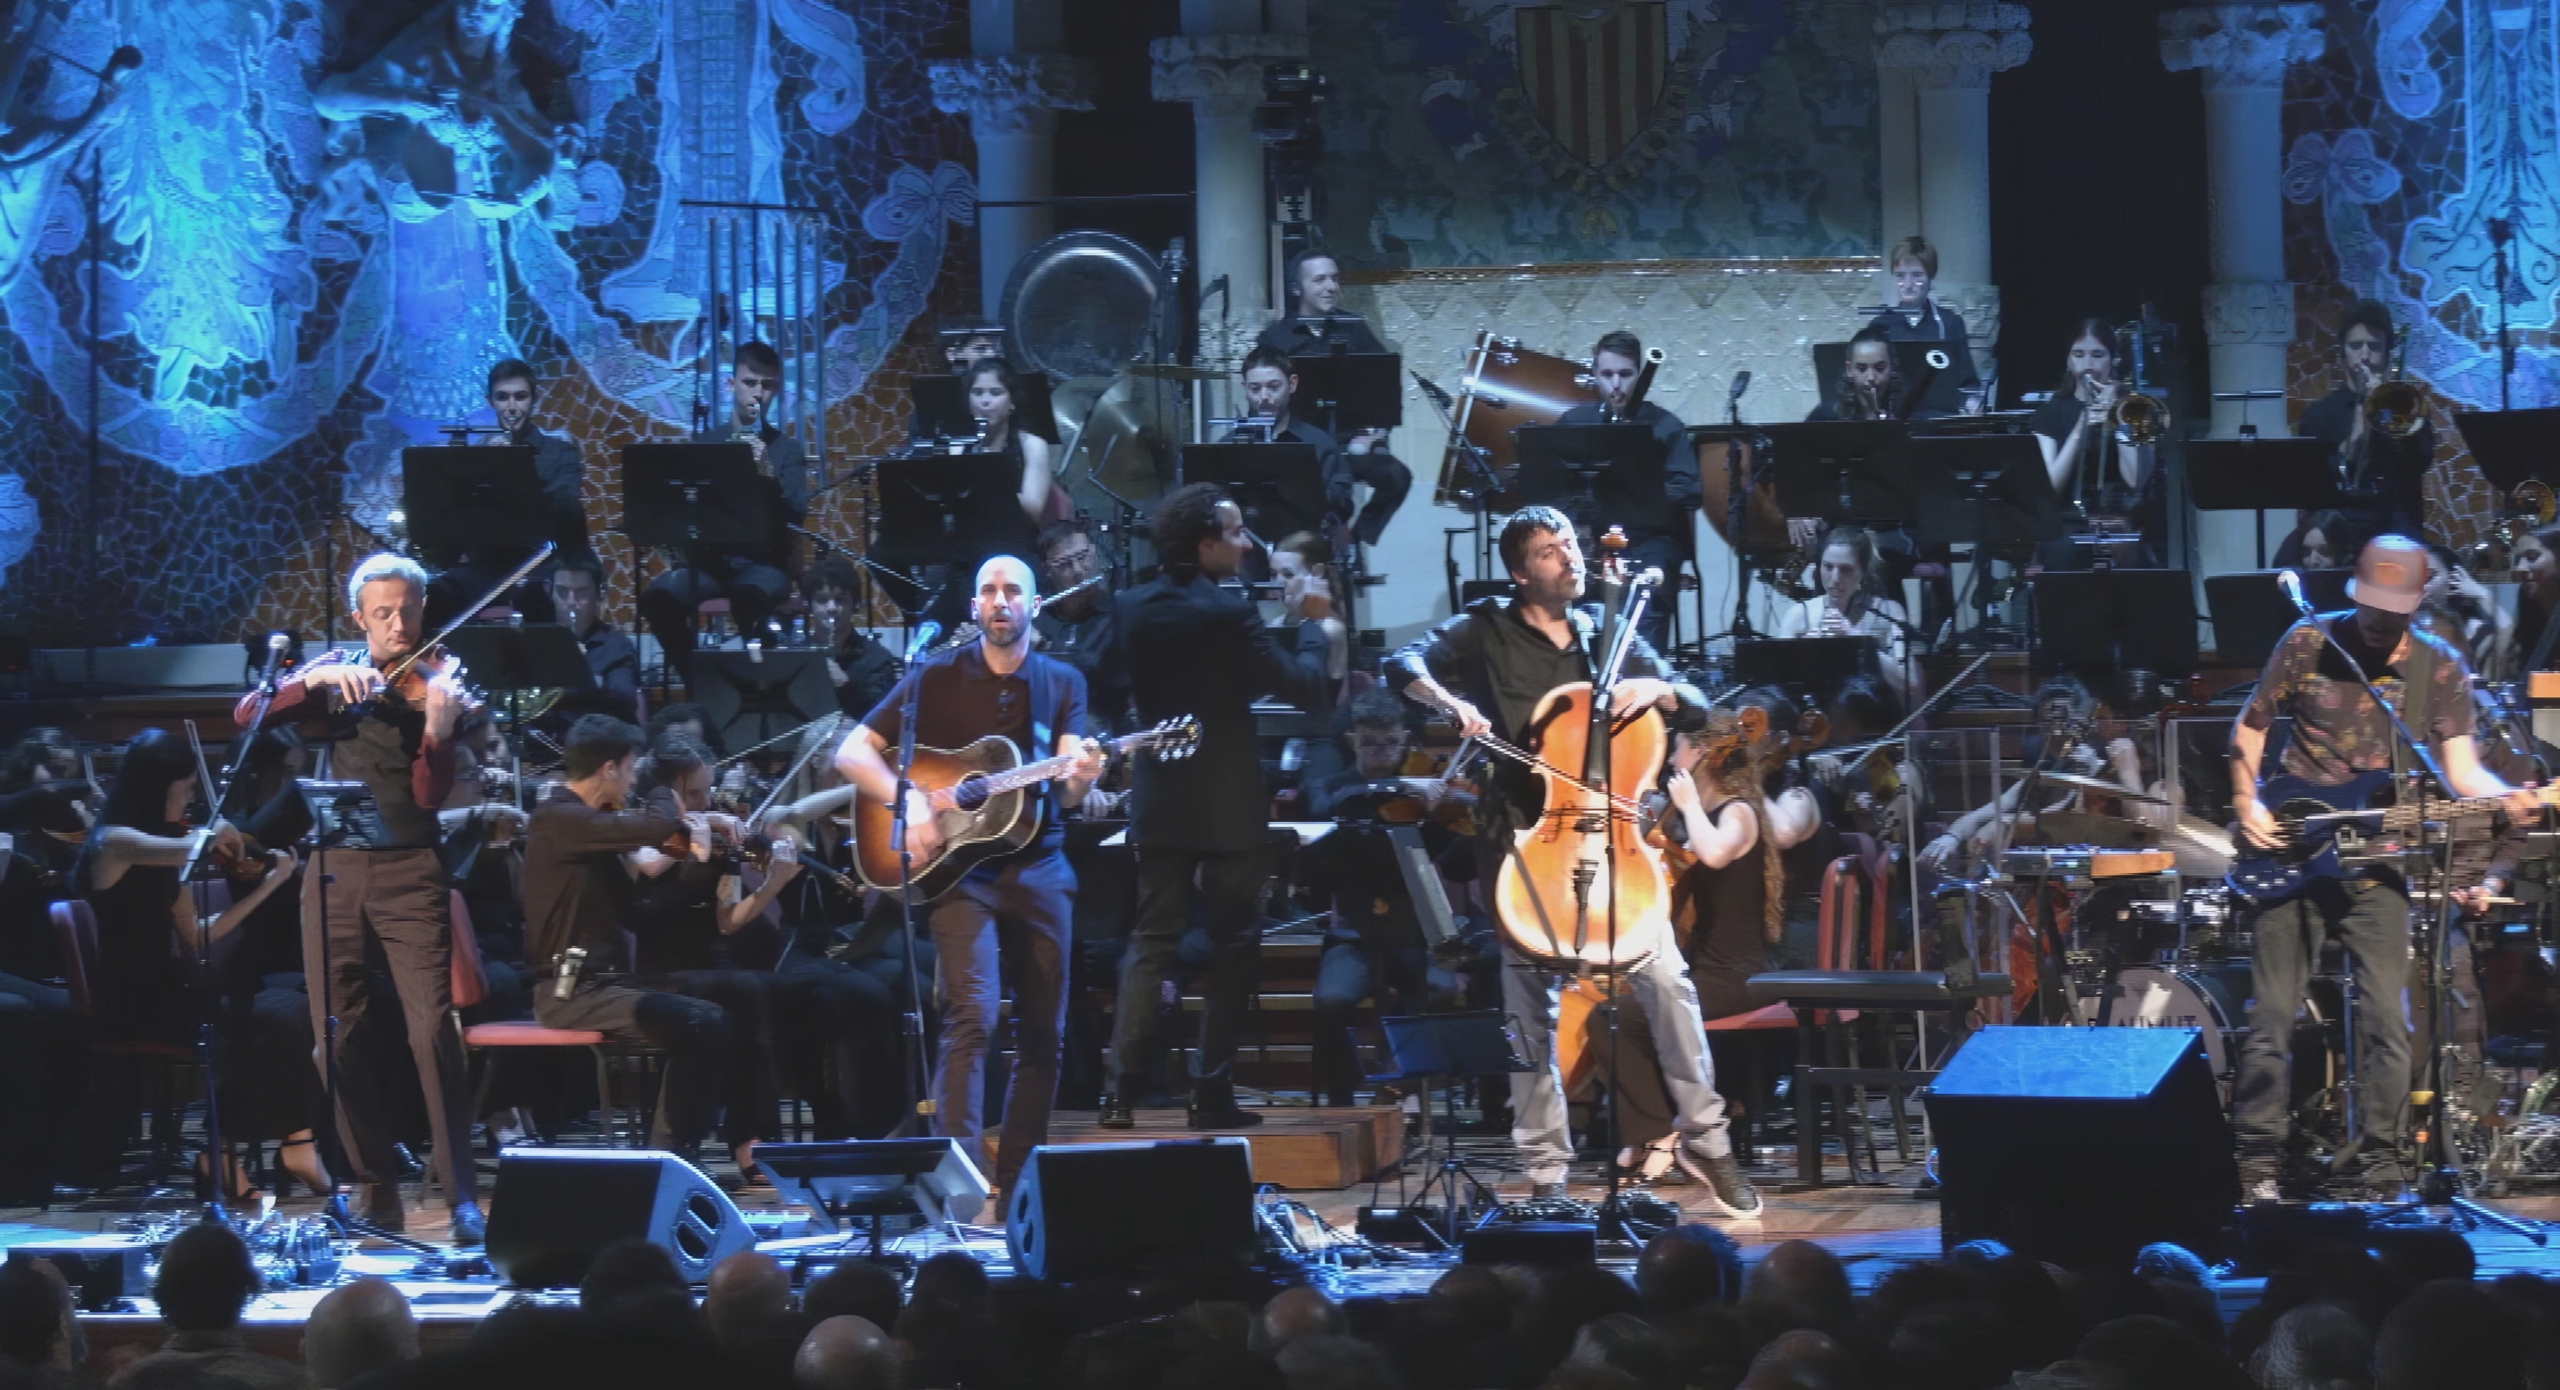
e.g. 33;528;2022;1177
377;542;558;684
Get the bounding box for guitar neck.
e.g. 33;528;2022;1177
965;732;1156;797
2370;787;2548;828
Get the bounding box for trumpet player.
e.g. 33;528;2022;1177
1808;328;1898;422
2031;318;2160;570
2297;298;2431;542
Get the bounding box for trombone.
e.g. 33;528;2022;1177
2358;318;2427;439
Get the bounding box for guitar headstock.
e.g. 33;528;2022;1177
1144;715;1202;762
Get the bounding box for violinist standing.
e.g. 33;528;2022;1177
235;553;485;1245
1387;508;1761;1217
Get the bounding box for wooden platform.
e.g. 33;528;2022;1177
983;1107;1404;1190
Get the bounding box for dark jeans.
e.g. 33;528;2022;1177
1112;847;1268;1107
930;851;1072;1187
1311;936;1456;1106
304;847;480;1205
772;950;907;1139
533;976;727;1149
640;560;790;677
2236;879;2413;1180
648;970;782;1149
1344;451;1412;547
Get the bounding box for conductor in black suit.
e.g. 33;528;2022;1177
1099;484;1336;1129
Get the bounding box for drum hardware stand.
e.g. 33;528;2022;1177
1412;371;1497;587
885;641;940;1139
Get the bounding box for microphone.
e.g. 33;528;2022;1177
902;622;943;661
257;632;290;692
2277;568;2311;616
1726;371;1752;404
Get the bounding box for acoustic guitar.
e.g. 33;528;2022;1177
852;716;1199;899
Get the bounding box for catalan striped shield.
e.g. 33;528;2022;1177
1512;3;1671;169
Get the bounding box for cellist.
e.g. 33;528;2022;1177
1388;507;1762;1218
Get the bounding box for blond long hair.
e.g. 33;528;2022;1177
1685;709;1785;943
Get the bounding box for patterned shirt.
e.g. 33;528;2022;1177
2239;616;2474;786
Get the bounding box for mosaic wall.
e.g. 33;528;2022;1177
2283;0;2560;551
0;0;974;646
1308;0;1881;269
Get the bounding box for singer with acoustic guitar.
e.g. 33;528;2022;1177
2227;536;2545;1203
835;554;1103;1211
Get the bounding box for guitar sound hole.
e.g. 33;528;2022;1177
954;776;990;811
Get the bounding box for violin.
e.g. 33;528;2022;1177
1488;528;1676;973
181;721;277;884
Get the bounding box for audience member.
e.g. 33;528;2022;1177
1274;1333;1398;1390
0;1261;75;1387
300;1278;418;1389
2374;1279;2524;1390
1741;1241;1855;1342
2073;1314;2251;1390
1255;1286;1346;1354
1636;1226;1744;1316
794;1316;900;1390
2245;1301;2372;1390
578;1238;689;1315
110;1224;301;1390
803;1261;903;1334
704;1252;796;1346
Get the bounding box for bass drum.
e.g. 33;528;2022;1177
1436;333;1589;512
2083;964;2249;1100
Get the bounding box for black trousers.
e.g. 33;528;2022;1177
772;951;907;1139
1310;936;1455;1107
533;976;728;1150
1111;847;1267;1108
640;560;789;678
647;970;783;1149
0;972;78;1200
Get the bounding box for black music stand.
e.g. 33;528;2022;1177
1910;433;2067;644
2453;407;2560;495
911;372;1059;446
622;443;771;549
1734;635;1872;693
442;625;597;801
1288;352;1405;435
2204;569;2355;667
690;650;837;751
402;446;548;555
2029;569;2199;675
1362;1010;1535;1247
1758;421;1912;524
2186;437;2343;568
1179;442;1328;540
1513;423;1671;534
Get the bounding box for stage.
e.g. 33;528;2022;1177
17;1123;2560;1373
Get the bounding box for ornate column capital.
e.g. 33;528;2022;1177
929;55;1098;136
2203;280;2296;346
1150;33;1309;116
1874;4;2032;90
2159;5;2326;92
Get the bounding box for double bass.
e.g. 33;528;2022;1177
1490;531;1675;972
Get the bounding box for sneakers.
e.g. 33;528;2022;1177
1096;1099;1135;1130
1618;1136;1681;1184
1527;1181;1569;1202
2238;1155;2284;1205
450;1201;487;1248
1681;1144;1763;1219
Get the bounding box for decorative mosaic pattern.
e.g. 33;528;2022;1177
2283;0;2560;551
1307;0;1881;269
0;0;974;645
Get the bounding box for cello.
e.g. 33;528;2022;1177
1490;530;1675;972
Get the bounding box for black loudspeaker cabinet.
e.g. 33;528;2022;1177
485;1148;757;1287
1006;1138;1257;1282
1927;1026;2238;1268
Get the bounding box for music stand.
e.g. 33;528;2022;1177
753;1138;990;1250
689;650;837;751
2204;569;2354;667
1513;423;1672;534
2186;437;2344;568
1808;342;1968;418
1179;442;1328;541
869;453;1020;593
1734;636;1872;692
2453;407;2560;495
622;443;771;549
1364;1010;1535;1248
2029;569;2200;675
1758;421;1913;525
1288;351;1405;435
402;446;549;556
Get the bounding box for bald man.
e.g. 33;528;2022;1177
302;1278;419;1389
704;1251;796;1346
795;1315;901;1390
839;555;1102;1207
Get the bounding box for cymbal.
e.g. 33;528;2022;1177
2027;811;2160;851
2004;768;2173;805
1118;361;1223;381
2167;813;2234;878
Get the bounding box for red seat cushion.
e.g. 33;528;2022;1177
463;1021;608;1048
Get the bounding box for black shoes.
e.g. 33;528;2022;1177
1096;1099;1136;1130
451;1201;487;1248
1186;1102;1264;1130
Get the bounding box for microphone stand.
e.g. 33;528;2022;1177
2274;590;2545;1239
2492;215;2516;413
887;658;937;1137
1589;572;1656;1239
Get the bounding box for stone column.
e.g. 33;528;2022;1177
931;55;1097;320
1152;32;1307;367
2162;4;2326;567
1874;3;2032;384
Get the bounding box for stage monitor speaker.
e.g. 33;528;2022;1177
1928;1026;2237;1268
484;1148;755;1288
1006;1138;1256;1282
